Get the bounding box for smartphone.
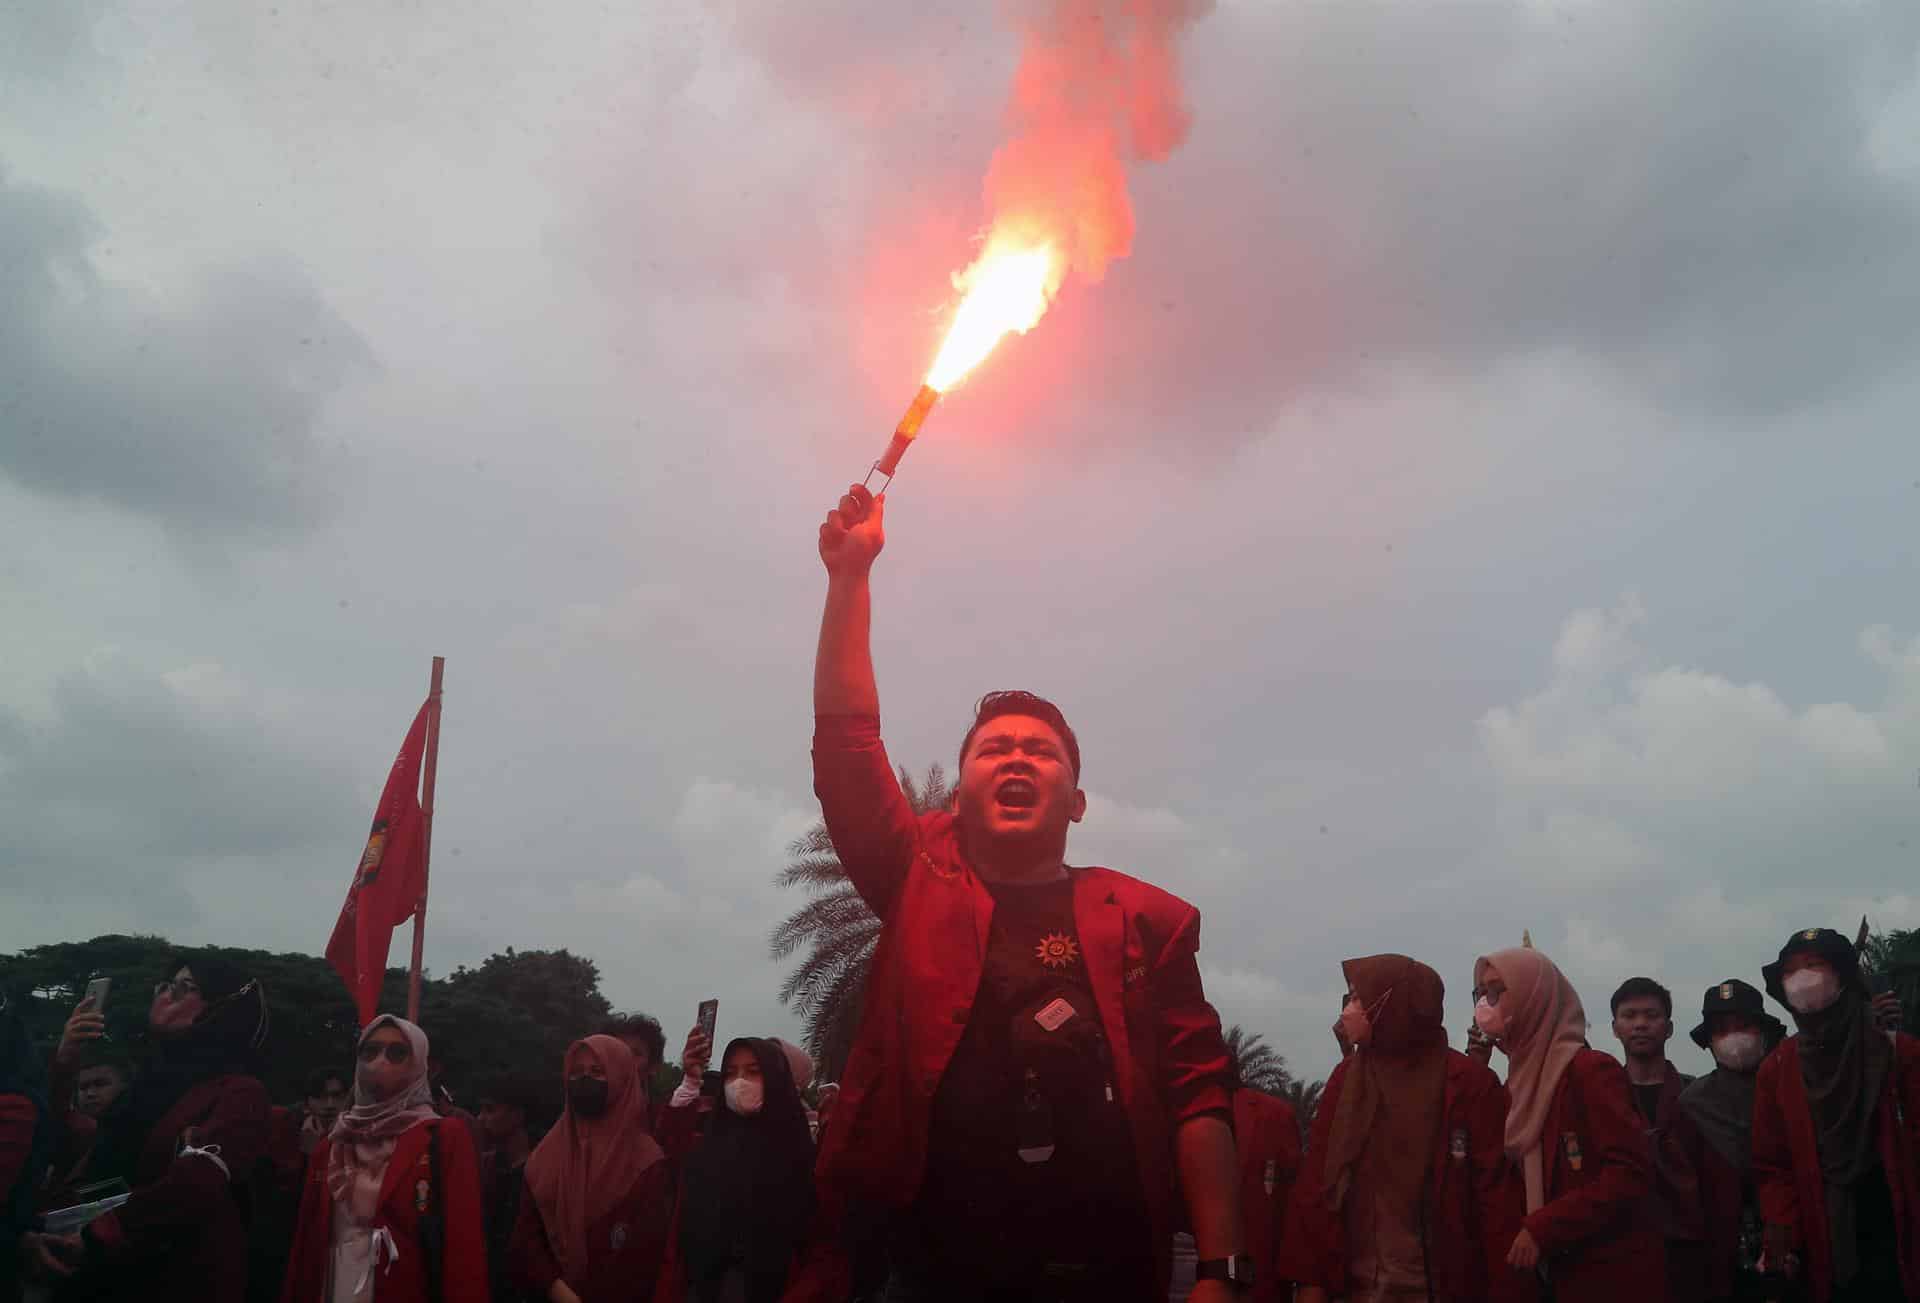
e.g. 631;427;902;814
85;976;111;1011
696;998;719;1048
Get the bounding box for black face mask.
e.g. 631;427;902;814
567;1076;609;1118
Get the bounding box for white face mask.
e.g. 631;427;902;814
1711;1030;1766;1072
1782;969;1841;1014
723;1077;764;1116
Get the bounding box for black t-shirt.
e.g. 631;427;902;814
1633;1082;1663;1127
902;874;1152;1295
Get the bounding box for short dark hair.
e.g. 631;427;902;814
957;691;1082;782
1610;977;1673;1019
599;1013;666;1066
304;1067;350;1099
74;1048;131;1081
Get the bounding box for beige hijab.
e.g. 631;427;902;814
1476;948;1587;1211
326;1016;438;1223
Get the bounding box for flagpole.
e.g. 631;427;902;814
406;656;445;1024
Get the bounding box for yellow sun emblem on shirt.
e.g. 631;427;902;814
1035;933;1081;970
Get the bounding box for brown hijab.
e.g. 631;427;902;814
1321;955;1451;1218
1477;947;1587;1211
525;1036;666;1283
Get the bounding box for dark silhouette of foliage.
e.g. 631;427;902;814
1222;1023;1293;1096
0;934;614;1108
771;765;951;1082
1279;1077;1326;1145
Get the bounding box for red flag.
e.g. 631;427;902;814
327;702;431;1023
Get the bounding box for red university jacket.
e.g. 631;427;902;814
80;1073;272;1303
807;714;1234;1296
1232;1089;1299;1303
280;1116;490;1303
1750;1032;1920;1303
1275;1050;1525;1303
508;1163;674;1303
1520;1048;1665;1303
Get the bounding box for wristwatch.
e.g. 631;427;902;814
1195;1255;1256;1288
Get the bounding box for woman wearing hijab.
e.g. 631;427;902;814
1680;978;1787;1302
508;1035;671;1303
2;997;49;1303
23;954;272;1302
673;1037;817;1303
1276;954;1522;1303
1472;946;1663;1303
281;1016;488;1303
1750;927;1920;1301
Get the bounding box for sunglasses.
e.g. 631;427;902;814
357;1041;413;1065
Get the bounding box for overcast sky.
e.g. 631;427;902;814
3;0;1918;1085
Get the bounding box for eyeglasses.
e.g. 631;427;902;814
357;1041;412;1065
1472;987;1505;1006
154;978;202;999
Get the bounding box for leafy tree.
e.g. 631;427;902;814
1862;926;1920;1031
1279;1077;1325;1145
771;765;951;1082
0;935;610;1112
1222;1024;1292;1096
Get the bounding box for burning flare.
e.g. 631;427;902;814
925;236;1064;393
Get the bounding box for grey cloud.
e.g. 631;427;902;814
0;660;361;922
623;0;1920;453
0;168;371;535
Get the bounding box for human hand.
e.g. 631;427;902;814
1464;1020;1494;1066
20;1231;84;1280
818;485;884;577
1872;991;1902;1032
681;1027;711;1080
1507;1227;1541;1270
55;998;106;1066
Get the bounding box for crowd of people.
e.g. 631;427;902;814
0;481;1914;1303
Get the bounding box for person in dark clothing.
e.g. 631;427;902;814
477;1076;540;1301
1;996;50;1303
298;1069;351;1157
1680;978;1787;1302
1611;977;1707;1300
1752;927;1920;1302
676;1037;817;1303
26;953;272;1303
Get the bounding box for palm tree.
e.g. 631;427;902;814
1279;1077;1325;1145
770;764;953;1082
1222;1023;1292;1096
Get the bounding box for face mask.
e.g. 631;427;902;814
1473;995;1509;1043
1711;1030;1766;1072
1338;1002;1373;1050
566;1076;609;1118
724;1077;764;1116
1782;969;1841;1015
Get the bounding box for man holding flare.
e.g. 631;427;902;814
806;482;1246;1303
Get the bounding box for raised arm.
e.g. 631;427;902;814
812;485;921;917
815;484;884;717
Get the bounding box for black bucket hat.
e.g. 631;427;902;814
1689;977;1787;1049
1760;928;1864;1009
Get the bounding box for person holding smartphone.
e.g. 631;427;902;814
22;953;272;1302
